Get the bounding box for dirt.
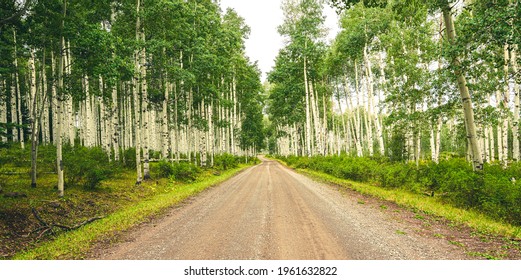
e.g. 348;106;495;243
89;157;521;260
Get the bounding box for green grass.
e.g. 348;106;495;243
13;165;250;260
295;168;521;241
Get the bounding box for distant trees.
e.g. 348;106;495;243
0;0;265;195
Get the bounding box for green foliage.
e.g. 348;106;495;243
122;148;136;170
154;160;174;178
63;146;117;190
170;162;201;183
278;155;521;226
214;153;239;171
0;143;55;172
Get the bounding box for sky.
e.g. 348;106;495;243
219;0;340;81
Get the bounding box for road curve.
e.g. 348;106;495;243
95;157;467;260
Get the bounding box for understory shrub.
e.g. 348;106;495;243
214;153;238;170
122;147;137;170
63;145;117;190
170;162;201;182
277;155;521;226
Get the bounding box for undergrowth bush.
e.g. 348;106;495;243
214;153;238;170
63;145;118;190
276;155;521;226
122;148;137;169
155;160;174;178
170;162;201;182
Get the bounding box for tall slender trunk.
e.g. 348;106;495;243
56;0;67;197
309;79;321;155
174;80;180;162
231;74;237;155
442;2;483;170
353;61;363;157
111;81;120;161
200;100;207;166
65;42;75;146
29;48;38;188
162;78;170;160
13;29;24;148
304;54;312;156
0;79;5;143
139;31;151;179
133;0;142;184
10;75;18;142
501;45;510;166
364;46;375;156
209;99;214;166
512;45;520;161
41;50;50;145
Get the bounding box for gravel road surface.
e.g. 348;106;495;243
95;157;468;260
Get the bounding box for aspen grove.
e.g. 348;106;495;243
267;0;521;225
267;0;520;168
0;0;264;196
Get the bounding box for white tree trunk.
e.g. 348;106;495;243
512;45;520;161
442;3;483;170
304;56;312;156
57;3;66;196
12;29;24;148
0;80;6;143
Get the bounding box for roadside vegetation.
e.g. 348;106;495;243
275;155;521;239
0;143;257;259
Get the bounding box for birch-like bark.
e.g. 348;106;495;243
320;83;328;155
512;45;520;161
140;33;151;180
0;80;6;143
10;74;18;142
303;54;312;156
56;0;66;197
364;47;375;157
495;89;504;163
162;78;170;159
111;81;120;161
501;45;510;166
187;87;193;162
353;61;363;157
174;79;180;162
13;29;24;148
309;80;321;155
442;2;483;170
42;50;50;144
99;77;110;158
200;100;207;166
29;48;38;188
85;76;94;147
65;41;75;146
209;99;214;166
133;0;142;184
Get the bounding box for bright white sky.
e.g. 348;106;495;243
219;0;340;81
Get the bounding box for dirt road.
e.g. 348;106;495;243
95;157;469;260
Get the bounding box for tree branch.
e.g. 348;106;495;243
0;0;32;26
27;208;104;240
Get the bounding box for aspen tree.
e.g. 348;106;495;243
441;1;483;170
56;0;66;197
133;0;142;184
12;29;24;148
512;45;520;161
304;55;312;156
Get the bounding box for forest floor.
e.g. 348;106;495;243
0;165;250;259
90;157;521;260
0;169;166;259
